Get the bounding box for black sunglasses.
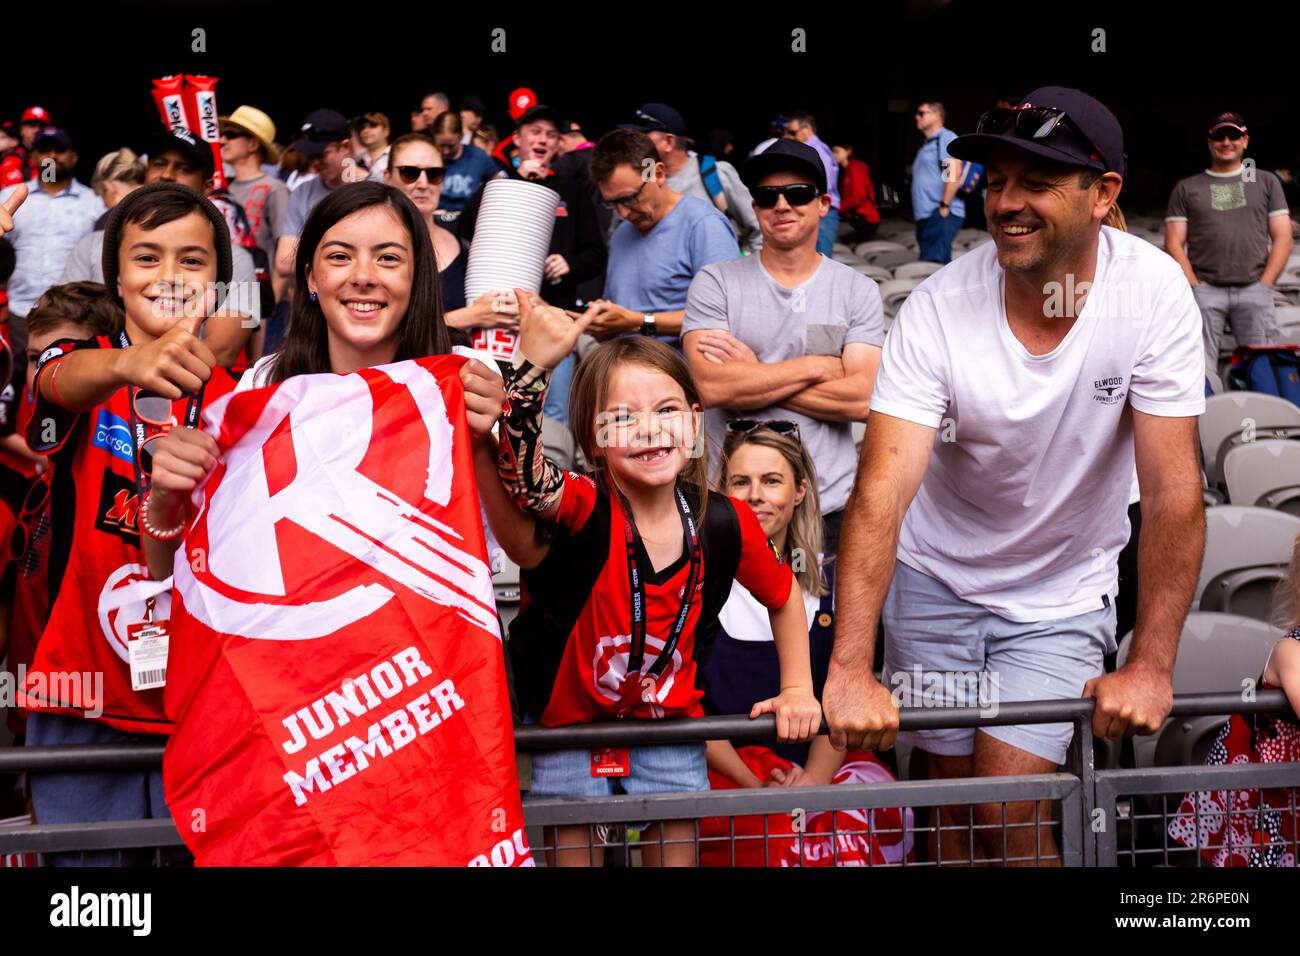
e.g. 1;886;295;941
752;184;820;209
975;105;1111;172
727;418;802;441
1209;128;1245;142
220;129;250;140
394;165;446;185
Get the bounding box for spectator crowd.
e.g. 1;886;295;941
0;80;1297;869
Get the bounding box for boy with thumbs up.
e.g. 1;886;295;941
6;181;240;863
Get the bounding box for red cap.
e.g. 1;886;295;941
507;88;537;121
21;105;50;125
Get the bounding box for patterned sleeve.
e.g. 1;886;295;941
497;360;596;531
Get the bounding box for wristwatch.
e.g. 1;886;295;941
939;201;950;210
640;313;657;336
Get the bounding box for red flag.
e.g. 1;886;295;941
162;355;532;866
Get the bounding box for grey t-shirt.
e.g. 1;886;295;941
1165;168;1290;285
227;173;290;264
279;176;333;239
681;254;886;514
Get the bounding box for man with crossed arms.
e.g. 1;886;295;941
824;88;1206;865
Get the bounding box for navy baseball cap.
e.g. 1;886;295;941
741;138;827;193
515;104;564;131
144;127;214;176
32;126;73;150
290;109;351;155
620;103;687;138
949;86;1125;176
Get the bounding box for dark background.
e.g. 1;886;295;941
5;0;1300;214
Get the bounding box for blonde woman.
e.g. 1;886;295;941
703;418;843;783
59;148;145;282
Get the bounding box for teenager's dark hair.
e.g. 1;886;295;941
27;281;123;338
590;129;658;184
268;181;451;383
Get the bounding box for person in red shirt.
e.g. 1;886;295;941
2;182;240;863
0;282;121;741
495;292;821;866
832;143;881;242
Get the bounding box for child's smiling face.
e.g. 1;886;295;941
116;210;218;340
595;363;700;493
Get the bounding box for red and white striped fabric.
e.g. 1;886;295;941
162;355;531;866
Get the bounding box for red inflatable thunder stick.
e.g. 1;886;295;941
181;75;227;190
150;75;194;135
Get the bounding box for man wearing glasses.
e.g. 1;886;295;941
1165;112;1292;369
912;101;964;264
622;102;763;256
825;88;1206;865
584;128;738;344
682;139;885;557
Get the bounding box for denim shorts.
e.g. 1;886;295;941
882;561;1116;765
527;742;709;800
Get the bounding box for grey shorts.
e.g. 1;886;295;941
1193;281;1278;367
882;562;1117;765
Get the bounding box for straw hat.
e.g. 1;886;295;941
219;105;279;162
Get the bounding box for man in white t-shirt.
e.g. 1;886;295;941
824;88;1206;865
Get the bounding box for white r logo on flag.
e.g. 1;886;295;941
174;362;499;641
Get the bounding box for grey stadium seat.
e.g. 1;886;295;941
1118;612;1282;769
892;260;942;281
1222;439;1300;514
878;278;919;316
1198;392;1300;482
1195;506;1300;620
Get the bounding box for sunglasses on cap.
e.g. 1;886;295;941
752;183;821;209
726;418;801;441
633;109;669;132
1209;127;1245;142
393;165;446;186
975;104;1112;171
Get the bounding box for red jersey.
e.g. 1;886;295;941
509;474;793;727
19;334;237;734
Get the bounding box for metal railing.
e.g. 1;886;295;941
1;692;1296;866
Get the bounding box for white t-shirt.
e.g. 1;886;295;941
718;581;822;642
868;225;1205;622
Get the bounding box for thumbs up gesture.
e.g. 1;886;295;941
119;312;217;399
0;184;28;238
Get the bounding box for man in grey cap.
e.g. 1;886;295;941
824;88;1206;865
624;103;762;254
682;138;885;557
